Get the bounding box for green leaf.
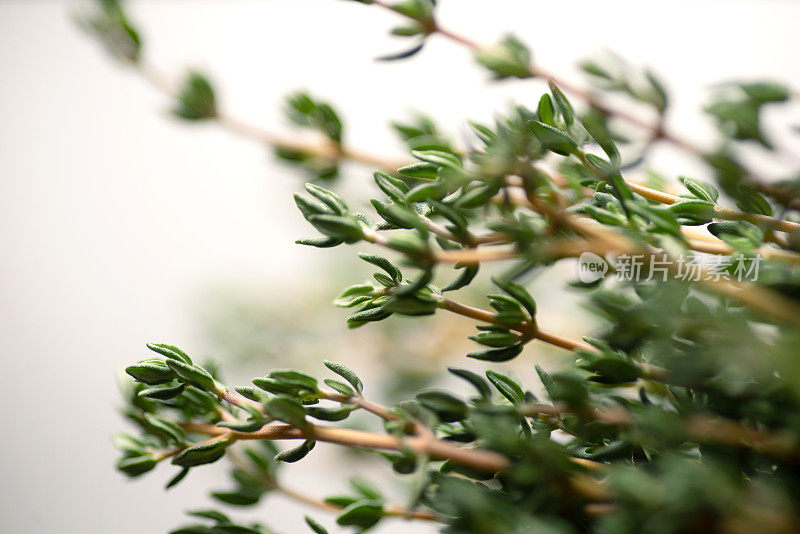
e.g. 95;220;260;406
391;22;426;37
294;194;332;220
263;396;308;428
467;343;524;362
485;370;524;404
580;59;613;80
305;516;329;534
350;477;384;501
581;111;621;165
187;510;231;523
295;236;343;248
306;404;355;421
336;501;384;529
735;185;773;216
442;264;479;292
397;162;438;179
165;468;190;489
324;496;358;509
377;42;427;63
373;171;408;203
82;0;142;63
667;199;715;224
680;176;719;203
165;359;218;392
491;277;536;318
537;94;556;125
741;82;789;103
173;71;216;120
324;360;364;394
307;214;364;242
625;201;681;236
645;70;669;112
469;329;520;348
454;182;501;209
346;307;393;328
285;92;343;143
138;382;186;400
536;367;588;407
116;455;157;477
383;294;438;316
126;361;177;385
268;370;319;392
581;356;642;384
584;205;627;226
323;378;355;397
146;343;193;364
358;253;402;282
474;34;533;79
390;0;435;21
535;364;557;399
217;419;267;433
305;184;348;215
410;149;462;169
549;82;575;125
406;181;448;202
448;367;492;400
383;204;425;230
385;232;429;255
529;120;577;156
211;490;261;507
416;390;468;422
252;376;305;396
334;283;377;307
172;439;229;468
274;440;315;463
144;414;186;444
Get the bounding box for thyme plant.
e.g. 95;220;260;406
86;1;800;532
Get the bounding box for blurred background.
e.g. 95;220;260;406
1;0;799;532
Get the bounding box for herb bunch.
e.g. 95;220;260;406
86;1;800;533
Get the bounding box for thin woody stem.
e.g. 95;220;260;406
503;184;800;262
182;421;511;473
135;60;405;171
625;182;800;234
205;393;604;474
507;163;800;243
435;296;594;352
436;296;678;382
179;421;610;498
142;48;796;236
275;484;440;521
319;390;398;422
368;1;791;202
219;446;441;521
431;225;800;326
525;403;800;461
132;20;800;325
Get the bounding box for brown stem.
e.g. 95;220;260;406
434;247;519;264
180;421;609;499
320;390;398;422
369;0;799;206
182;421;510;473
134;61;404;172
526;403;800;462
275;484;440;521
220;388;265;413
435;296;594;352
627;182;800;234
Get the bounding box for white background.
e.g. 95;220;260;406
1;0;799;532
